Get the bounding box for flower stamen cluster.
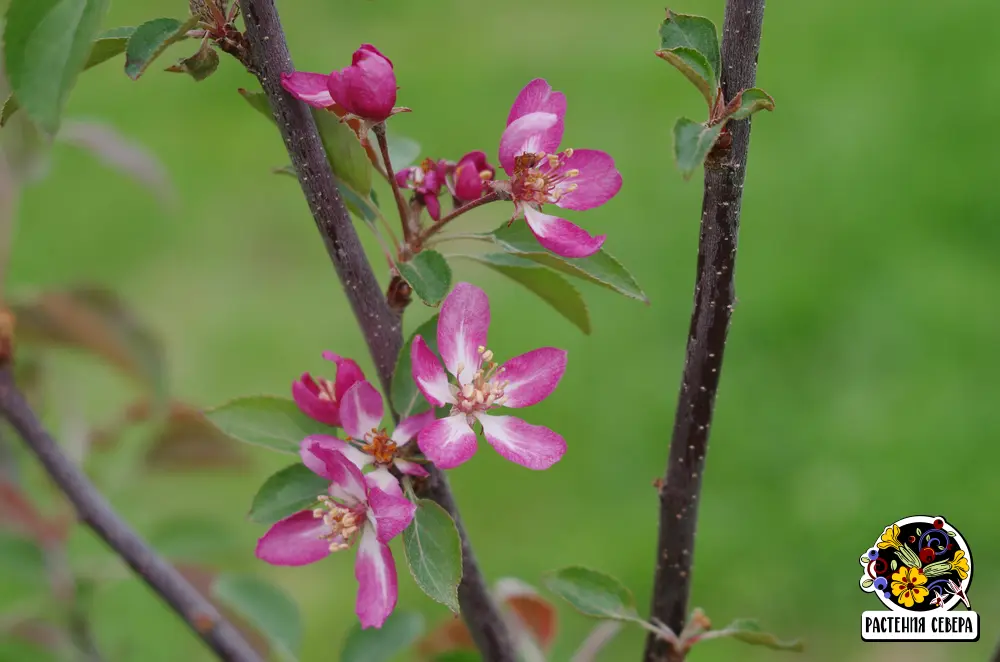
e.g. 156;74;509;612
453;346;508;420
360;428;398;465
313;495;364;552
511;150;580;207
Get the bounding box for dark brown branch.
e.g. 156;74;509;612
644;1;767;660
0;368;263;662
237;2;516;659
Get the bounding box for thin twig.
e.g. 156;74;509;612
414;191;501;247
643;1;767;661
372;124;414;242
0;368;263;662
237;2;517;659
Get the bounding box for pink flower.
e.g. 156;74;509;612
292;351;365;427
280;44;408;123
449;151;495;202
302;380;435;479
396;158;449;221
410;282;567;470
255;444;416;629
496;79;622;258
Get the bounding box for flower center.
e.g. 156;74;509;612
361;428;397;465
315;377;337;403
312;496;365;552
452;346;509;420
511;150;579;205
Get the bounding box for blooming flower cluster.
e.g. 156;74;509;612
258;41;592;631
281;44;621;258
256;283;567;627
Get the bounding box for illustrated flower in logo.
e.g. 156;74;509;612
891;566;929;608
859;515;974;614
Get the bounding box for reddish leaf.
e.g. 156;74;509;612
0;482;70;544
506;594;558;651
415;616;475;659
9;287;165;400
142;402;249;470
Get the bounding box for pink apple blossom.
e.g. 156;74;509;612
302;380;435;480
280;44;408;123
396;158;449;221
410;282;567;470
255;444;415;629
495;79;622;258
449;151;495;202
292;351;365;427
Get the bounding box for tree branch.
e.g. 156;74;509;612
644;1;767;660
0;368;263;662
236;2;516;659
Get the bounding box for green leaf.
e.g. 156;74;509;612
313;108;372;197
725;87;775;121
655;47;715;108
212;573;302;662
341;611;425;662
659;10;720;88
203;396;333;454
403;499;463;613
861;578;873;589
390;315;439;419
273;162;380;229
165;41;219;81
433;654;483;662
249;463;329;525
488;223;648;303
398;250;452;307
673;117;723;179
148;517;242;562
85;26;136;67
0;26;135;129
386;133;421;170
3;0;110;133
542;566;642;622
238;87;273;121
717;619;805;652
459;253;590;334
124;16;198;81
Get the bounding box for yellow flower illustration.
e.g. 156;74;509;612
891;566;929;608
950;550;970;579
878;524;902;549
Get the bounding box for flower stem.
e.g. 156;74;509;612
413;192;501;248
373;123;414;242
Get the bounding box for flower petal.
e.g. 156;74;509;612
341;381;385;440
322;351;367;402
507;79;567;127
328;44;397;122
417;415;479;469
355;524;398;629
367;485;416;543
393;459;430;477
302;443;367;504
438;282;490;384
411;335;453;407
392;410;437;445
523;206;606;258
255;511;332;566
291;374;341;426
551;149;622;211
478;415;566;470
365;467;403;498
300;434;371;473
499;348;567;408
498;112;560;175
280;71;334;108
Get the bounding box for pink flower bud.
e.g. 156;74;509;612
450;151;495;202
327;44;397;122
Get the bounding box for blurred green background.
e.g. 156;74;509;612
3;0;999;660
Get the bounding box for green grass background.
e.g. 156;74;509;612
3;1;999;661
